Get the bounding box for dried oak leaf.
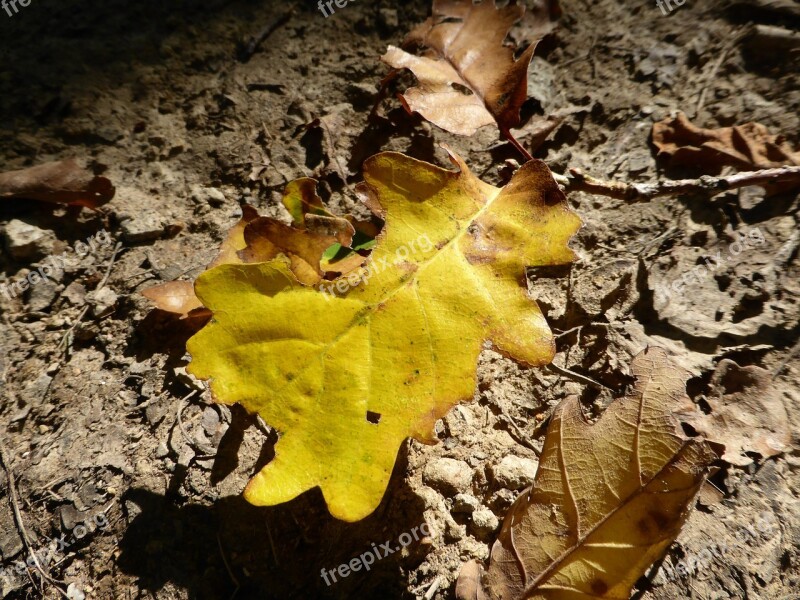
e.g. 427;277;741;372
683;360;791;467
0;159;115;209
141;181;361;316
652;112;800;172
186;149;581;521
457;347;716;600
381;0;559;138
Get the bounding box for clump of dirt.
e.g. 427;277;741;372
1;0;798;599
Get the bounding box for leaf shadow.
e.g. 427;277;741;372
117;442;429;600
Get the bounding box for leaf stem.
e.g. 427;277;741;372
501;127;534;162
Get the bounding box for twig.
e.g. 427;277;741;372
553;165;800;202
497;414;542;457
694;28;747;117
57;241;122;355
237;5;295;62
547;363;611;390
0;440;69;598
423;575;442;600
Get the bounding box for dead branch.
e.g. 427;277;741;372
553;165;800;201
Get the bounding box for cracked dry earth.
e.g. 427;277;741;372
0;0;799;599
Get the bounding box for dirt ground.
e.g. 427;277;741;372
1;0;799;598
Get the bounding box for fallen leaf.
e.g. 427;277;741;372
458;347;716;600
381;0;558;138
683;360;791;466
652;112;800;172
0;159;115;209
186;148;581;521
141;181;360;314
140;281;210;320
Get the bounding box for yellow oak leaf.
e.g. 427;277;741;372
456;347;716;600
186;149;581;521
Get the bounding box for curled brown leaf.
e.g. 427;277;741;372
0;158;115;209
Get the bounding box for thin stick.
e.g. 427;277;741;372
553;165;800;202
217;534;240;600
237;5;295;62
0;440;69;598
423;575;442;600
694;29;747;118
547;363;611;391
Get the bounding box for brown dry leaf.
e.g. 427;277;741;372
457;346;716;600
209;204;260;268
683;360;791;467
652;112;800;172
141;179;359;314
0;158;115;208
140;281;210;320
381;0;559;139
239;215;354;285
142;206;259;317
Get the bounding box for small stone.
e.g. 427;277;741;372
378;8;399;30
451;493;480;514
491;455;538;490
155;442;170;459
423;458;473;495
191;185;226;207
59;505;86;531
86;287;118;318
120;213;165;243
61;282;87;306
201;406;220;437
627;152;651;175
443;516;466;543
19;374;53;407
471;508;500;539
173;366;204;392
27;278;60;312
66;582;86;600
3;220;56;260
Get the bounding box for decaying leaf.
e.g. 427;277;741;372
141;181;365;316
652;112;800;172
381;0;559;138
0;158;115;208
683;360;791;466
186;148;581;521
457;347;716;600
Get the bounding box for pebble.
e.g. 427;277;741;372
120;213;165;243
451;493;480;514
423;458;473;495
3;219;56;260
191;185;226;207
86;287;118;318
491;455;538;490
27;278;60;312
470;508;500;539
378;8;399;30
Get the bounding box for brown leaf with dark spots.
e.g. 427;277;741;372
458;347;716;600
382;0;559;139
682;360;791;467
0;159;115;209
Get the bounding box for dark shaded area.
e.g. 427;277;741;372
118;440;428;600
